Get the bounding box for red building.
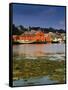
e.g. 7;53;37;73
13;31;52;43
35;31;45;41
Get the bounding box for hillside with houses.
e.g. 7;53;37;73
12;24;66;44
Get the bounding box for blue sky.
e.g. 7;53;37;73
12;4;66;30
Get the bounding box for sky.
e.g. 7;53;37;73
12;4;66;30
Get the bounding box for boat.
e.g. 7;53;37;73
13;39;47;44
17;40;36;44
51;38;59;43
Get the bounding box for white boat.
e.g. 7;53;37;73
17;40;35;44
52;38;59;43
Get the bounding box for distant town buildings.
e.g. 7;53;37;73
13;30;65;43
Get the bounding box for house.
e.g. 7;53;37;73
12;31;52;43
35;31;45;42
12;35;18;41
44;33;52;42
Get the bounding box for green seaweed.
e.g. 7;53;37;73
13;57;65;84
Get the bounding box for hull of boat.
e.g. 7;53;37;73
13;40;47;44
17;40;36;44
51;41;59;43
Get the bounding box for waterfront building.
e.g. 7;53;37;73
12;31;52;43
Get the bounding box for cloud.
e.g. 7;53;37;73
58;20;65;29
59;20;65;25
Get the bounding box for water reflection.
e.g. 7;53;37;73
13;76;58;86
13;44;65;58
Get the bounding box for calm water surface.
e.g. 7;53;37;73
13;44;65;60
